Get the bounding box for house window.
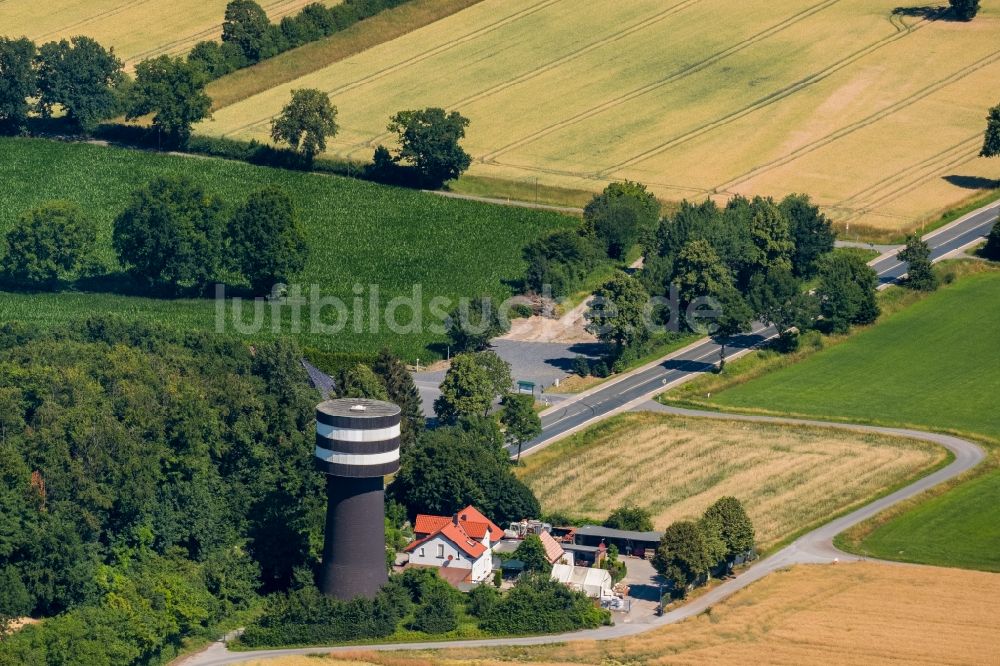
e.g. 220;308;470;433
418;547;425;557
437;544;445;559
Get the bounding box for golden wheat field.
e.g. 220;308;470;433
262;563;1000;666
0;0;340;66
516;413;942;548
202;0;1000;234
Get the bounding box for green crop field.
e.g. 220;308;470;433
709;270;1000;442
0;138;574;359
0;0;340;66
702;268;1000;570
850;472;1000;571
202;0;1000;236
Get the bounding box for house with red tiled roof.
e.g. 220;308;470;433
404;506;503;583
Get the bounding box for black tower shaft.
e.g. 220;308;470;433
319;475;388;599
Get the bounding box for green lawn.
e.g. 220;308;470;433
705;270;1000;571
0;138;575;359
711;272;1000;442
846;471;1000;572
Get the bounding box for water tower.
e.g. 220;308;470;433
314;398;401;600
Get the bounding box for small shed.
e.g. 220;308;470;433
550;564;613;599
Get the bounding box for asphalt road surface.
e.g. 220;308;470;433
182;406;984;666
180;202;996;666
517;201;998;457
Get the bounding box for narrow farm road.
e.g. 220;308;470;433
181;408;984;666
179;200;998;666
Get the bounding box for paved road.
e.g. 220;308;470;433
518;201;998;457
182;405;984;666
181;201;996;666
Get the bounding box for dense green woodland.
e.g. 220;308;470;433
0;316;550;662
0;318;322;662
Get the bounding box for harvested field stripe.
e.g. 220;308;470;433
360;0;704;148
830;134;982;219
479;0;845;163
220;0;567;137
598;14;930;177
833;138;984;224
713;49;1000;193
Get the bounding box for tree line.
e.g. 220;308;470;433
0;315;545;661
189;0;416;81
526;179;949;381
240;566;608;647
0;177;309;296
0;4;473;188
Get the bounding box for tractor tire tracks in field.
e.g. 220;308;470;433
713;50;1000;195
592;10;932;178
220;0;569;137
357;0;706;149
479;0;845;164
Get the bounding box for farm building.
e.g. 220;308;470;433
573;525;662;559
404;506;503;583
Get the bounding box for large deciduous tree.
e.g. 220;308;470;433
128;55;211;147
335;363;389;401
747;197;794;274
270;88;338;164
35;36;124;132
386;107;472;188
500;393;541;463
444;295;510;353
113;176;224;289
1;201;100;287
0;37;37;132
949;0;980;20
585;272;650;349
228;186;308;294
815;252;880;333
433;353;493;424
388;423;540;524
373;348;424;449
897;234;938;292
780;193;836;278
222;0;273;63
584;181;661;260
514;534;552;574
980;103;1000;159
700;497;754;565
652;521;712;597
674;239;735;308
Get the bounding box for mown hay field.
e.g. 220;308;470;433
269;563;1000;666
516;413;943;548
203;0;1000;235
0;0;340;66
0;138;573;358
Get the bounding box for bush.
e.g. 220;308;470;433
510;302;534;319
478;574;609;635
604;504;653;532
0;201;100;287
239;584;406;647
410;584;458;634
591;361;610;378
571;355;591;377
466;584;500;618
